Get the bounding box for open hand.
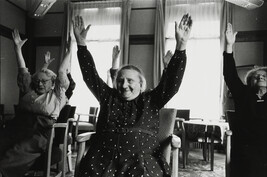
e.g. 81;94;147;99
225;23;237;45
12;29;27;49
112;45;120;60
44;51;55;65
175;14;193;51
73;16;91;46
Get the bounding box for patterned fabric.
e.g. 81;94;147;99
76;46;187;177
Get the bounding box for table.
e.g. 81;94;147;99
182;119;229;171
184;120;229;143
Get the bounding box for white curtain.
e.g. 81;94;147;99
153;0;165;87
165;0;223;121
69;1;123;114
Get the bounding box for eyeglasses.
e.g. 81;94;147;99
252;74;267;79
33;79;51;85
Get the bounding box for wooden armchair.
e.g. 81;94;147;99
74;107;99;150
25;116;75;177
74;108;181;177
174;117;187;168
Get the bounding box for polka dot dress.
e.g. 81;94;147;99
77;46;186;177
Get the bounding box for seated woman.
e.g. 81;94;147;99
73;13;192;177
0;29;70;177
224;23;267;177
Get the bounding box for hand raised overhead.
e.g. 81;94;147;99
225;23;237;45
175;13;193;51
44;51;55;65
12;29;27;49
73;16;91;46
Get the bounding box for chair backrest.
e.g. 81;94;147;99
57;105;72;123
69;106;76;118
176;109;190;121
158;108;177;163
88;107;99;124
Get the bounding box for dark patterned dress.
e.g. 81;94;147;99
223;52;267;177
77;45;186;177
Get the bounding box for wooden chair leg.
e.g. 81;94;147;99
67;145;73;172
182;138;187;168
210;143;214;171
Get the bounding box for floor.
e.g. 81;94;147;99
178;148;226;177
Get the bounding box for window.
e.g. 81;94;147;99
165;0;223;120
70;2;121;114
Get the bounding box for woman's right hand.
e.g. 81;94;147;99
12;29;27;49
73;16;91;46
175;13;193;51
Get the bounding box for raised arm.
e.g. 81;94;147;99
107;45;120;87
152;14;192;108
12;29;27;68
56;47;71;91
223;23;245;97
73;15;111;101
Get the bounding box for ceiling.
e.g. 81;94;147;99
8;0;27;10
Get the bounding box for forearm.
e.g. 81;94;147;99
153;49;187;107
42;63;49;69
176;41;187;51
223;52;244;95
14;46;26;68
226;44;233;54
58;53;70;74
77;45;108;100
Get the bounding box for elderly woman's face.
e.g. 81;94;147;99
250;70;267;88
33;72;53;95
116;69;141;101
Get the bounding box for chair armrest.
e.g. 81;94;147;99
171;134;181;149
190;117;204;121
225;130;232;136
171;134;180;177
225;130;232;177
76;132;96;143
176;117;185;122
74;132;96;177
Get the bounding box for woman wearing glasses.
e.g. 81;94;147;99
224;23;267;177
0;29;70;177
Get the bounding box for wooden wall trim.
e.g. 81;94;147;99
35;37;62;46
0;25;26;39
236;30;267;42
236;30;267;66
129;34;154;45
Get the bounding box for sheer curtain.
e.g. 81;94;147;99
69;0;125;114
153;0;165;87
165;0;223;121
